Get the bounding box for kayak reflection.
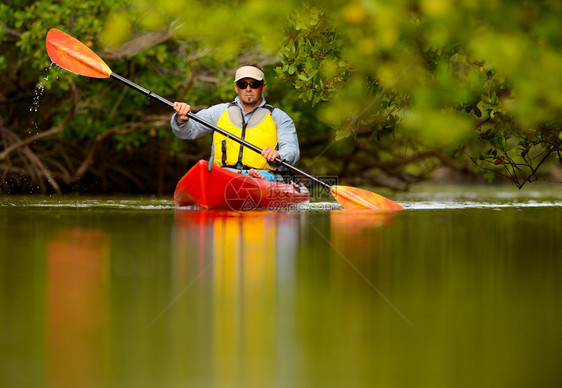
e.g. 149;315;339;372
173;209;300;380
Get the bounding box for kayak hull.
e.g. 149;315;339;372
174;160;309;210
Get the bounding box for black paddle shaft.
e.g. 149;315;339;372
110;72;331;190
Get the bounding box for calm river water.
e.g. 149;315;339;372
1;185;561;387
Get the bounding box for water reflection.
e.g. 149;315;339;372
171;210;299;385
1;199;561;387
46;228;110;387
330;209;394;256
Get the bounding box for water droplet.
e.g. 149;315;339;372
29;63;55;135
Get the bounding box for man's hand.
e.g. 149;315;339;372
173;102;191;123
261;147;280;162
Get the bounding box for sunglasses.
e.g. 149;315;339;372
236;80;264;89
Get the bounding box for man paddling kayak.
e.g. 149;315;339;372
45;29;403;211
171;64;300;181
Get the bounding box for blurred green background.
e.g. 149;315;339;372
1;0;561;194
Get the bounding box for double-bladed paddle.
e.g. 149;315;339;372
45;28;403;211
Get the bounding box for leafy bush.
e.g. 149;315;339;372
2;0;561;193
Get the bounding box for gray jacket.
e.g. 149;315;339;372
170;97;300;166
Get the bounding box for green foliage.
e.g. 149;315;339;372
275;8;350;106
1;1;131;137
2;0;562;193
271;0;562;187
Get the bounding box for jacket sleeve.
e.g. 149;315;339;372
272;108;300;165
170;103;229;140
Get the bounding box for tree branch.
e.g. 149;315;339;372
0;24;22;38
101;30;173;59
72;115;169;179
0;125;61;193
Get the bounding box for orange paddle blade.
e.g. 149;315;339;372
330;185;403;211
46;28;111;78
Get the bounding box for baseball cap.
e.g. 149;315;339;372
234;66;265;82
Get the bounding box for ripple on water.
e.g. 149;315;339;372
1;186;561;211
401;200;562;210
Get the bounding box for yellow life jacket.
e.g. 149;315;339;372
213;103;277;170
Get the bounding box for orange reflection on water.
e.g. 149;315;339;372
46;228;110;388
330;210;394;258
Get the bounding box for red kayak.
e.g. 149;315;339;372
174;160;309;210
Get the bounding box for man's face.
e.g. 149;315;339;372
235;77;266;107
